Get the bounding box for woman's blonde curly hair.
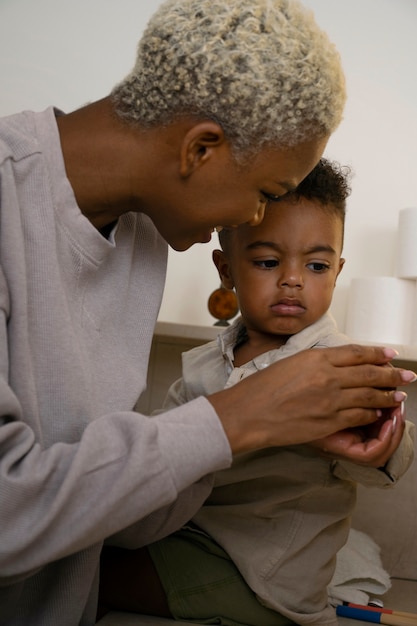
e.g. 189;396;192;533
111;0;346;157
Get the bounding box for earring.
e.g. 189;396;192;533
207;283;239;327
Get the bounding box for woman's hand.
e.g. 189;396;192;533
208;344;415;460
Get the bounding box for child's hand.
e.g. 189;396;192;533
310;403;405;467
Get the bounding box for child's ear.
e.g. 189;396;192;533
179;121;225;178
212;249;234;290
335;257;345;285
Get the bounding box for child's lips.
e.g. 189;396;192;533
271;299;306;315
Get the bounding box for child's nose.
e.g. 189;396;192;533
279;267;303;288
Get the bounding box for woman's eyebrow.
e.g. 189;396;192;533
275;180;298;192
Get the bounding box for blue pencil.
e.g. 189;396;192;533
336;604;417;625
343;603;417;620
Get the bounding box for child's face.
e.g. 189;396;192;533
217;199;344;339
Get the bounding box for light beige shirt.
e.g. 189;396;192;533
161;314;415;626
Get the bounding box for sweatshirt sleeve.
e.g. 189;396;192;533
0;393;231;584
102;372;218;550
105;474;215;549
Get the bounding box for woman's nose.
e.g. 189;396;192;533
248;202;266;226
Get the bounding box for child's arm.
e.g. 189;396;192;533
152;377;190;414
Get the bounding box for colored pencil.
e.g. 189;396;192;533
336;604;417;625
343;603;417;620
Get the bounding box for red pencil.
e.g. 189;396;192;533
344;602;417;620
336;604;417;625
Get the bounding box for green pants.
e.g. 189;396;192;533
148;524;294;626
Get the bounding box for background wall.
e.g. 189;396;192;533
1;0;416;331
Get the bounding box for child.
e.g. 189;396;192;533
100;159;414;626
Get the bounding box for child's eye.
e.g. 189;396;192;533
254;259;279;269
307;262;329;272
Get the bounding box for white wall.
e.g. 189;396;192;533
1;0;416;330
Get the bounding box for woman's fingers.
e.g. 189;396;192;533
335;386;407;412
210;344;416;455
324;344;399;367
324;345;416;389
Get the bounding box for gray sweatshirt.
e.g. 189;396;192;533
0;107;231;625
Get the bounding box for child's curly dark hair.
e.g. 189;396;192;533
292;158;352;213
219;158;351;252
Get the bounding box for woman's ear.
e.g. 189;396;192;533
212;249;234;290
180;121;226;178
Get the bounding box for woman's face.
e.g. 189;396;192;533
148;135;329;251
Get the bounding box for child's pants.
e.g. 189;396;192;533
148;524;294;626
